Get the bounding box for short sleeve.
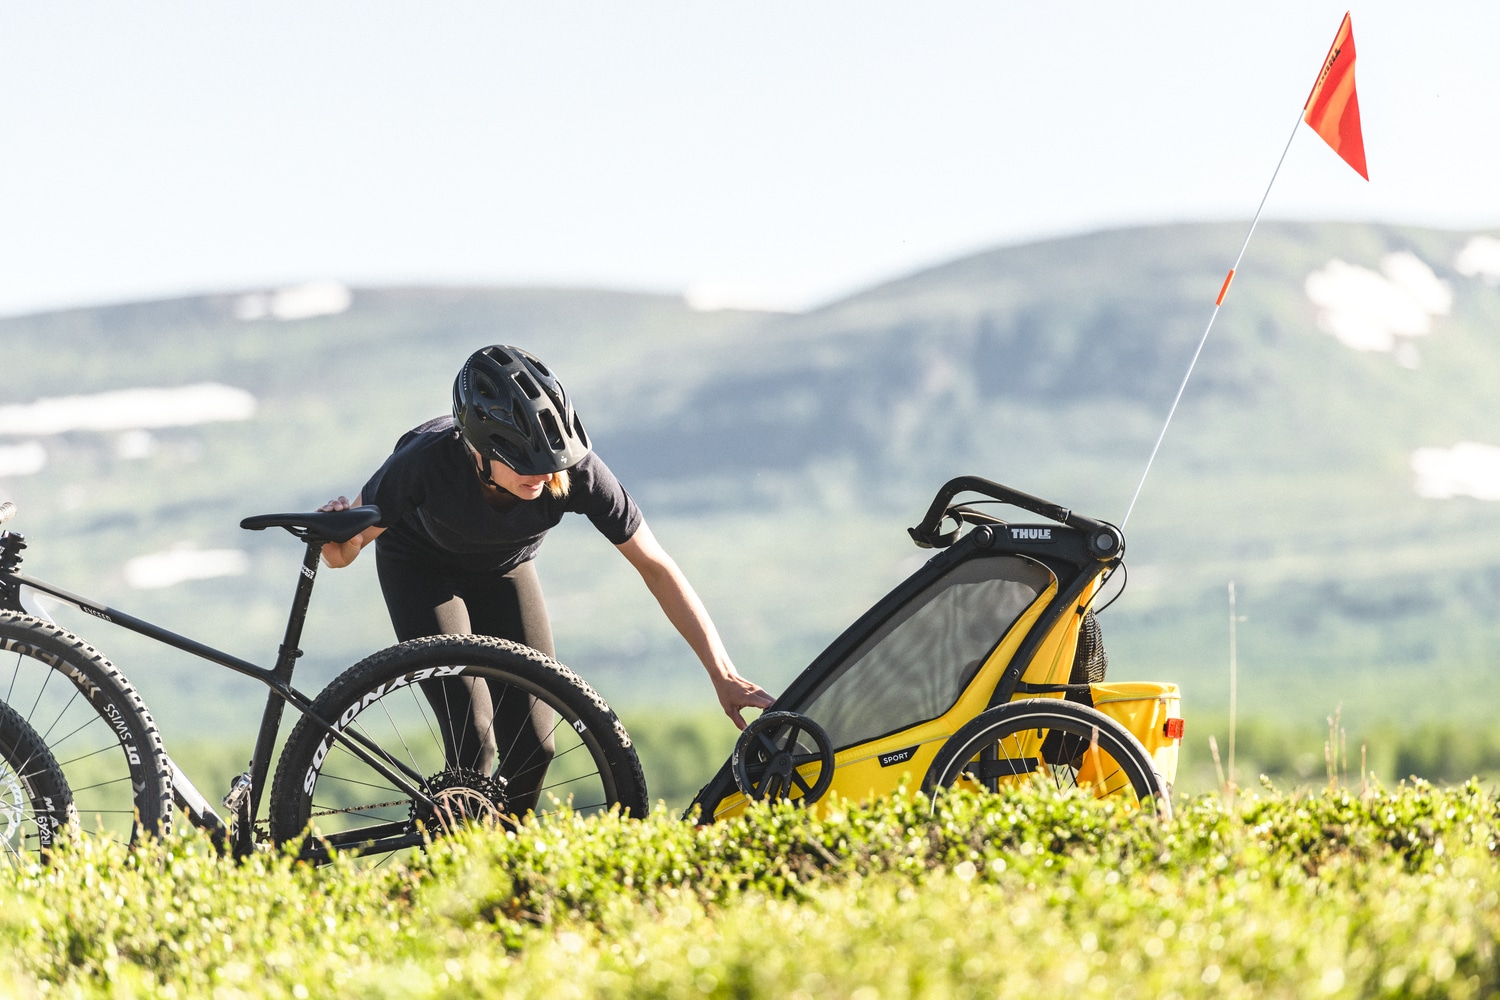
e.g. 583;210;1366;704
360;422;441;528
566;453;643;545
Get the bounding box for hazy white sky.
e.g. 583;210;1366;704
2;2;1497;317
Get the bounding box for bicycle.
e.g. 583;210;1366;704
0;500;648;862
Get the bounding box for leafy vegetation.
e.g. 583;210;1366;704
4;781;1500;998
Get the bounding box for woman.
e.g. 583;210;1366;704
319;344;772;816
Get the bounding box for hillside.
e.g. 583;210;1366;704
3;221;1500;758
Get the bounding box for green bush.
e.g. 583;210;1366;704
3;781;1500;998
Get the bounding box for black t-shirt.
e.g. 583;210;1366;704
361;416;643;574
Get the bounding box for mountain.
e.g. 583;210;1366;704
3;221;1500;752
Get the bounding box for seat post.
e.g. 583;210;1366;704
239;538;326;842
273;539;324;682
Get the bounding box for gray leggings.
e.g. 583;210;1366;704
376;551;556;815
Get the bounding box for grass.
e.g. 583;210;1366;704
4;779;1500;998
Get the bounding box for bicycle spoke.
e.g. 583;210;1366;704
52;741;127;771
65;773;138;795
368;688;431;783
33;714;106;760
315;770;415;797
436;677;463;770
493;684;547;779
498;708;562;783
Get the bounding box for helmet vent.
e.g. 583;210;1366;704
538;410;565;451
573;414;589;449
512;372;542;399
488;347;514;366
473;373;501;402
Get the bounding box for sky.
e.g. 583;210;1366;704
2;2;1498;318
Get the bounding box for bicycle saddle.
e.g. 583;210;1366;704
239;506;382;543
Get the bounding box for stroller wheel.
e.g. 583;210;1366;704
921;699;1171;819
732;712;835;805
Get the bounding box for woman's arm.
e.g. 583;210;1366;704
317;494;386;568
616;524;773;729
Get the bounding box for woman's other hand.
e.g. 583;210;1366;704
318;495;383;568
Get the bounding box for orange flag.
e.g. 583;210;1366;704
1303;12;1368;180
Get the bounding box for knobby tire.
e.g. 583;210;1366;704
0;612;172;841
269;634;647;861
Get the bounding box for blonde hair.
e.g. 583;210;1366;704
466;439;571;499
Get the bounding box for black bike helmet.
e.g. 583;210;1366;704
451;345;591;475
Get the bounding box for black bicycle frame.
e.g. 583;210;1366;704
0;536;435;848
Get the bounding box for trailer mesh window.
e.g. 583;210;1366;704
794;555;1054;751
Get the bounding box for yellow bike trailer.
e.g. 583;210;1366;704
688;476;1182;822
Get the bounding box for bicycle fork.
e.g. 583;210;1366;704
166;756;231;852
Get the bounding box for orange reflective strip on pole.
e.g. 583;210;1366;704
1216;269;1235;306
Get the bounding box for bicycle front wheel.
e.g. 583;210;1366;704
0;612;172;841
0;698;76;864
921;699;1171;819
269;635;648;861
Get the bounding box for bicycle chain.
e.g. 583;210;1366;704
307;797;412;818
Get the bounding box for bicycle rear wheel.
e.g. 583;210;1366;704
0;698;76;864
0;612;173;841
269;634;647;862
922;699;1171;819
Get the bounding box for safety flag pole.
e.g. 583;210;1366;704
1120;11;1367;529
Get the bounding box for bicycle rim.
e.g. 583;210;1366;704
270;635;647;863
0;612;172;842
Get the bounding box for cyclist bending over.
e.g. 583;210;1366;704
319;344;772;816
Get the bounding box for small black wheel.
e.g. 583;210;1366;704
0;612;172;842
731;711;835;805
0;698;76;864
922;699;1171;819
269;634;648;862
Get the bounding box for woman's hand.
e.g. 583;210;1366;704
318;494;383;568
711;671;775;730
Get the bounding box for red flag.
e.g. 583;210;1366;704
1303;12;1368;180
